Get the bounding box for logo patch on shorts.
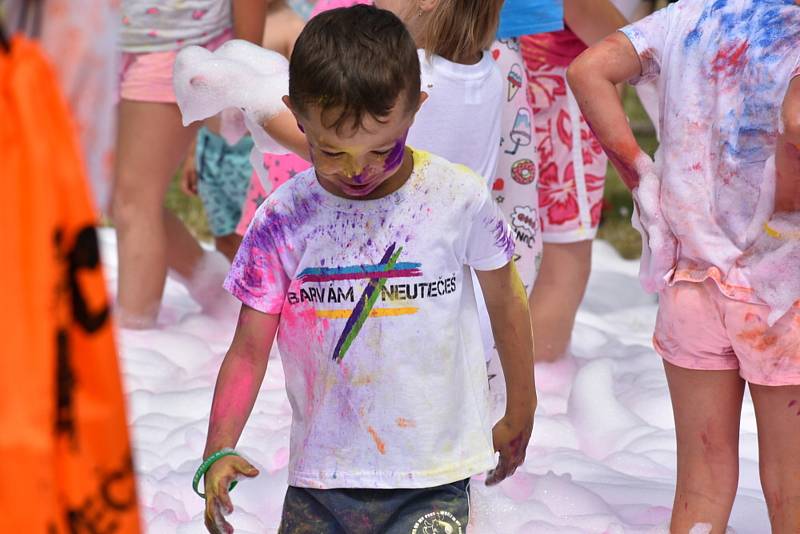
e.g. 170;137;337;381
411;510;463;534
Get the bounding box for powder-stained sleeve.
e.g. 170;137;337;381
223;201;291;314
791;54;800;80
465;186;515;271
619;4;673;85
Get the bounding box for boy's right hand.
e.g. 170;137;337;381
181;154;199;197
486;413;534;486
204;455;260;534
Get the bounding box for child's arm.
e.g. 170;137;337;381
256;1;310;161
262;0;305;59
180;134;199;197
567;32;650;190
202;305;279;534
476;262;537;486
232;0;269;44
263;109;311;161
775;76;800;213
565;0;628;47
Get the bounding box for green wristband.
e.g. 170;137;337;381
192;448;241;499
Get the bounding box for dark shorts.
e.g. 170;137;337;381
278;479;471;534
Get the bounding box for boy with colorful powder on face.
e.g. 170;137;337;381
194;6;537;534
568;0;800;531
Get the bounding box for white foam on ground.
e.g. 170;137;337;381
99;229;769;533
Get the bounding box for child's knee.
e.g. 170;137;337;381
109;189;161;228
681;429;739;485
760;460;800;498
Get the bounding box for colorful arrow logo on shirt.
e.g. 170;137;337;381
296;243;422;362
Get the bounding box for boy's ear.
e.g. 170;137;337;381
282;95;296;116
416;91;429;112
282;95;306;131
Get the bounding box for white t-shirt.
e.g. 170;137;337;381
410;49;503;183
121;0;231;53
621;0;800;304
225;150;515;489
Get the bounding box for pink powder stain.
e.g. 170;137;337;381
145;6;159;14
192;9;208;20
121;15;130;25
271;447;290;471
711;40;749;77
280;288;330;418
210;372;257;426
789;399;797;408
737;328;778;351
147;30;158;38
744;312;761;323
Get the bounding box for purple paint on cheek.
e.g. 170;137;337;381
383;131;409;172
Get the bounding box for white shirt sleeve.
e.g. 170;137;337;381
619;3;675;85
223;200;291;314
464;186;516;271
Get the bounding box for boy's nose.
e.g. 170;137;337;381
343;156;368;179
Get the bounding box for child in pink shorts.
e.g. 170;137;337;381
568;0;800;531
113;0;268;327
519;0;628;364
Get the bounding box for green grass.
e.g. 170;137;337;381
166;88;657;259
165;172;213;242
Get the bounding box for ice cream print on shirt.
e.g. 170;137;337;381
223;150;513;489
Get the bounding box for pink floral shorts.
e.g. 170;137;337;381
525;61;607;243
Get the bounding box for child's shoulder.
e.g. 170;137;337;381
414;149;485;181
250;167;318;225
411;149;490;202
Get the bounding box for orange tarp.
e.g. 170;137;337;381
0;36;140;532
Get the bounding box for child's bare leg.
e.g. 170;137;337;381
529;241;592;362
112;100;203;327
214;234;243;263
163;208;206;277
749;383;800;533
663;361;745;533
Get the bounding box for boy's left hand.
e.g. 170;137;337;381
486;413;534;486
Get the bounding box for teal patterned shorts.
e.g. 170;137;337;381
195;127;254;236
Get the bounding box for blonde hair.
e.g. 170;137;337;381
420;0;504;62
